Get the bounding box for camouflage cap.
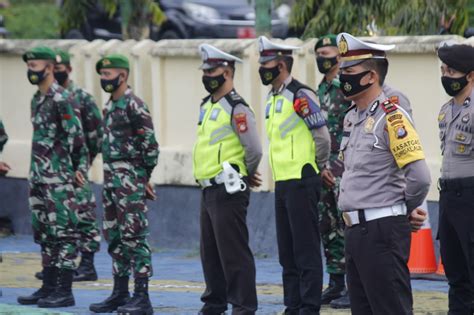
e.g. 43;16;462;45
315;34;337;50
55;48;71;64
96;54;130;74
22;46;57;62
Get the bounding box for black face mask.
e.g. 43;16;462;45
101;75;122;93
259;65;280;85
27;68;48;85
441;75;468;97
316;56;338;74
54;71;69;86
339;70;373;97
202;74;226;94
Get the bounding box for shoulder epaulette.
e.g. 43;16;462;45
344;103;356;113
200;95;211;106
225;90;249;107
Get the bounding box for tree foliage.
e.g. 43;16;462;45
289;0;469;38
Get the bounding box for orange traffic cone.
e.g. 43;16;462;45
407;201;437;274
436;257;445;276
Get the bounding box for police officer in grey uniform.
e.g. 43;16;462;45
336;32;431;315
437;43;474;315
193;44;262;315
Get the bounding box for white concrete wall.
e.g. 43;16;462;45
1;35;472;200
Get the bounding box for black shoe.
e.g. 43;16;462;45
117;277;153;315
37;269;75;308
18;267;57;305
321;273;346;305
74;252;98;282
330;289;350;309
35;270;43;280
89;276;130;313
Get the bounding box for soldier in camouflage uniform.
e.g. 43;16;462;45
314;35;352;309
89;54;159;315
0;118;10;175
18;46;88;309
54;49;103;281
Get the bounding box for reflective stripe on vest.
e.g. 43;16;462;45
193;97;247;180
265;88;319;181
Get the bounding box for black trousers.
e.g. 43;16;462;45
275;175;323;315
199;184;257;315
345;214;413;315
439;177;474;315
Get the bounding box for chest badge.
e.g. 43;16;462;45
364;117;375;133
457;144;466;153
455;133;467;142
438;113;446;122
462;114;470;123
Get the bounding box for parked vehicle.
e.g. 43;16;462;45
61;0;290;40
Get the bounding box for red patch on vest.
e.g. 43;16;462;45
136;129;145;135
63;114;72;120
234;113;248;133
294;97;310;117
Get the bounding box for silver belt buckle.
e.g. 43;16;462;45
342;212;353;227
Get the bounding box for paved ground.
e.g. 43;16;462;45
0;235;449;314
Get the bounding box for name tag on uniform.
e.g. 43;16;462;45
276;99;283;113
209;108;221;121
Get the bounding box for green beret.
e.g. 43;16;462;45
22;46;56;62
315;34;337;50
438;44;474;74
96;54;130;74
55;48;71;64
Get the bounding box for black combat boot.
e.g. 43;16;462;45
321;273;346;304
89;276;130;313
37;268;75;308
329;288;351;309
18;267;57;305
117;277;153;315
74;252;98;281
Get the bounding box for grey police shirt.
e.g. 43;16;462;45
338;92;431;212
231;103;263;176
438;90;474;179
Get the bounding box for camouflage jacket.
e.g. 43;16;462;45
30;82;88;184
67;81;103;163
317;77;351;176
102;87;159;179
0;118;7;155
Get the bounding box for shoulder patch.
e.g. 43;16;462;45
386;111;425;168
233;113;248;133
381;100;397;114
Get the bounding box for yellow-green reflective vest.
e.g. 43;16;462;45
193;93;248;180
265;79;319;181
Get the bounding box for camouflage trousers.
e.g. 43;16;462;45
29;182;79;270
74;179;101;253
102;163;152;278
317;177;345;275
